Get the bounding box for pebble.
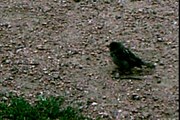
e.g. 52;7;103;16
159;61;164;65
157;79;161;84
2;96;8;101
53;74;60;79
115;15;122;19
131;93;141;100
102;96;107;99
114;72;120;79
92;102;98;106
79;64;83;69
157;37;163;42
50;81;56;85
152;96;159;101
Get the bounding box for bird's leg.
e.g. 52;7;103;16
117;68;133;75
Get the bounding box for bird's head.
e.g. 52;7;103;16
108;42;123;52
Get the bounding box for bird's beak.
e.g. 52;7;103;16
106;44;110;48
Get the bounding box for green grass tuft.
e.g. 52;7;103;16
0;96;91;120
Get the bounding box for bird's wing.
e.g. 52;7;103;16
122;48;145;65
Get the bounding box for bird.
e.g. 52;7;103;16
108;41;155;72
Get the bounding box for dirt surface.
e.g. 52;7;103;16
0;0;179;119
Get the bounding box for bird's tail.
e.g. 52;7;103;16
143;62;155;68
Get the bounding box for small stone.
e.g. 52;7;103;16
43;6;51;12
154;74;161;79
157;79;161;84
50;81;56;85
99;112;109;118
2;59;11;64
114;72;120;79
138;8;143;12
152;96;159;101
44;71;48;74
2;96;8;101
157;37;163;42
142;112;151;118
0;22;11;28
154;63;158;66
131;93;141;100
102;96;107;99
136;88;140;91
92;102;98;106
36;45;46;50
53;74;60;79
104;0;111;3
79;65;83;69
6;76;14;80
159;61;164;65
48;56;52;59
131;108;138;113
76;86;83;91
30;60;39;65
115;15;122;19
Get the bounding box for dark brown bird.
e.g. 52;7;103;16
109;41;155;72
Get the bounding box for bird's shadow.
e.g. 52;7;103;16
111;67;155;80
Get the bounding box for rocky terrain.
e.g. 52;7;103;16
0;0;179;119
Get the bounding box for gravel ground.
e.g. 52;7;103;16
0;0;179;119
